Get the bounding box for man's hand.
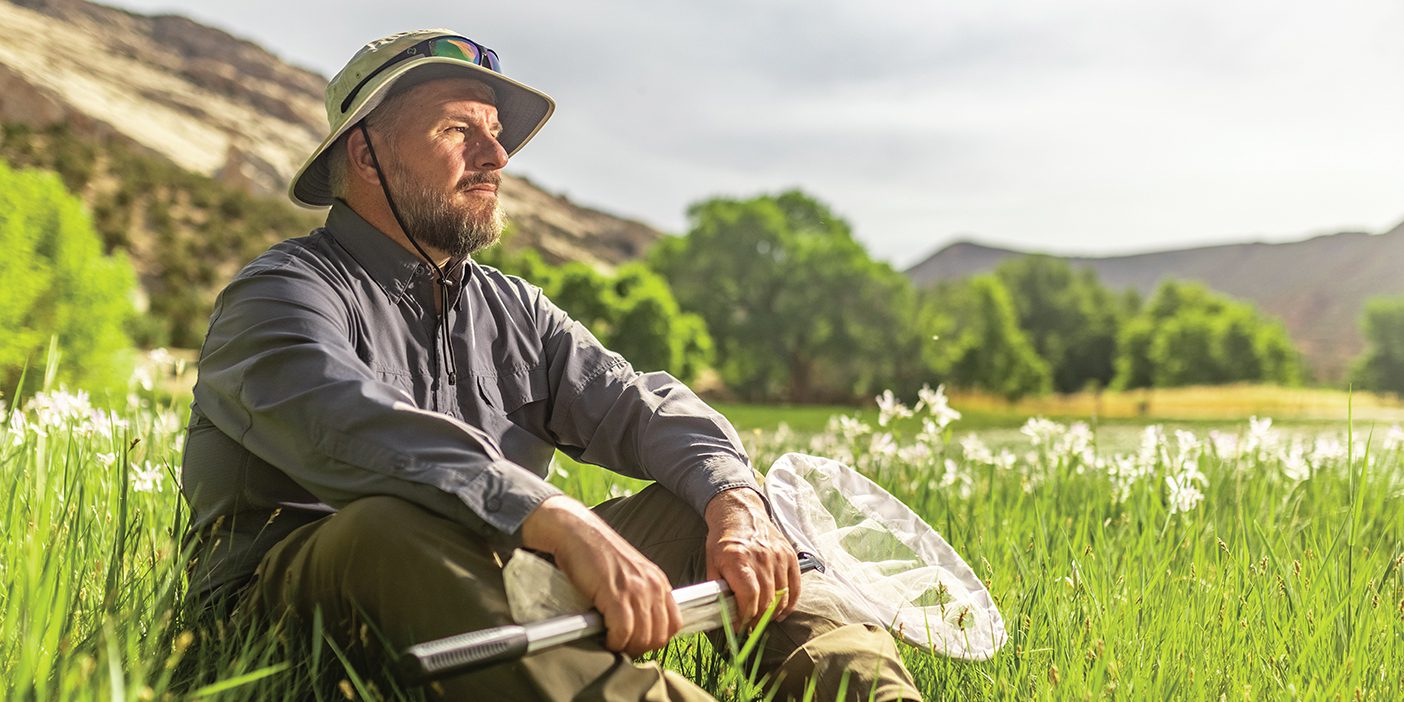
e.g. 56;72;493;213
704;487;801;629
520;495;682;657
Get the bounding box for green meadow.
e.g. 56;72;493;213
2;371;1402;700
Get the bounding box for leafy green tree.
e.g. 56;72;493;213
0;161;137;396
1350;296;1404;395
650;190;923;402
1114;280;1300;388
477;243;712;381
923;276;1052;400
994;255;1126;392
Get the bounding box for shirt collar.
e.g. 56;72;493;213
325;199;467;305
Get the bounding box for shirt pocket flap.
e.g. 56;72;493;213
479;366;549;414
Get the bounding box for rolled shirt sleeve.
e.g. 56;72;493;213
525;282;761;515
194;256;562;541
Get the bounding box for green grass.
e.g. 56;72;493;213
3;378;1403;700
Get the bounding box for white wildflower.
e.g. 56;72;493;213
1244;416;1277;456
993;449;1017;472
916;418;945;446
131;461;165;493
1104;453;1149;502
1174;430;1201;457
830;415;872;442
7;409;32;445
1138;425;1166;466
960;434;994;465
1309;436;1346;464
27;388;95;430
84;409;128;442
869;432;898;458
1058;422;1096;472
1281;445;1310;483
897;443;933;465
133;364;155;392
1020;417;1065;447
916;384;962;429
1164;474;1205;514
875;390;913;427
1208;430;1239;459
940;458;974;500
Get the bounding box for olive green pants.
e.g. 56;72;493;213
245;483;920;701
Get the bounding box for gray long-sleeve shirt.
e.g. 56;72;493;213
181;201;756;599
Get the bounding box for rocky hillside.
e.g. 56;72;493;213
906;222;1404;382
0;0;661;306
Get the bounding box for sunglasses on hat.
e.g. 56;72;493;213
340;35;501;114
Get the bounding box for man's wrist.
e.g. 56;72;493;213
704;485;767;525
520;494;591;554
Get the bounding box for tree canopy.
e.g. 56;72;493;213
923;275;1052;400
1350;296;1404;395
650;190;923;402
1113;280;1299;389
476;244;713;382
993;255;1128;392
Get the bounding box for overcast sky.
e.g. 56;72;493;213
106;0;1404;267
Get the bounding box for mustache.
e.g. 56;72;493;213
458;172;501;191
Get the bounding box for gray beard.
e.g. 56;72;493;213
391;169;505;260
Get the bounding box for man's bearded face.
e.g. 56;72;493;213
387;162;504;260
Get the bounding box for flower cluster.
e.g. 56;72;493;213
3;384;185;494
748;387;1403;516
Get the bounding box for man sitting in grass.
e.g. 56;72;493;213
180;28;918;700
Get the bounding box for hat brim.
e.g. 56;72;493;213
289;57;555;209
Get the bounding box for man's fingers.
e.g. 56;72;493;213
727;562;762;626
777;551;801;619
750;559;777;629
629;594;659;656
604;602;635;654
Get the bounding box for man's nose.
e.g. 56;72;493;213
471;133;509;171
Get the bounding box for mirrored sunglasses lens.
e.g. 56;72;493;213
433;38;482;64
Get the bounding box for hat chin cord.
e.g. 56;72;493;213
360;122;459;387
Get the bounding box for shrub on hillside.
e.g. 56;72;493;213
0;161;137;397
1350;296;1404;395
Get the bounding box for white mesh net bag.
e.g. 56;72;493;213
766;452;1007;660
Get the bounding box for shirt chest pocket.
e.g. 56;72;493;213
478;366;550;416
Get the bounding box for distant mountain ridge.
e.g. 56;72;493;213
0;0;661;269
906;222;1404;382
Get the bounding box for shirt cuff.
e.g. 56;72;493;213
677;455;763;517
454;460;564;536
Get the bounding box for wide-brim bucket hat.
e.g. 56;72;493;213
289;28;555;208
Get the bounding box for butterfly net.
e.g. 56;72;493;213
765;452;1006;660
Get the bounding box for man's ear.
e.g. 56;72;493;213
344;126;381;186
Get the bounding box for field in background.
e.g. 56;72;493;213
5;361;1402;699
712;385;1404;436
